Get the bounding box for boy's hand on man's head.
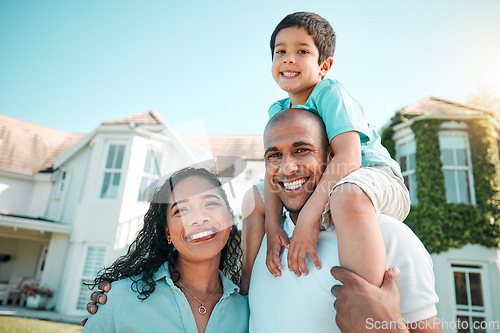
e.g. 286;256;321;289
265;226;290;277
287;220;321;276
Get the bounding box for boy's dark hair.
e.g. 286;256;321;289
270;12;336;64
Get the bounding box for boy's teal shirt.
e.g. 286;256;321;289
82;262;249;333
269;78;403;180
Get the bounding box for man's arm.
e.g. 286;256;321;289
331;266;442;333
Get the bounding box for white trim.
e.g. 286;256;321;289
440;121;468;129
392;126;414;141
0;215;72;234
54;125;169;169
392;114;495;132
0;167;36;180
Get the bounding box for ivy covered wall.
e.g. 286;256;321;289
382;117;500;253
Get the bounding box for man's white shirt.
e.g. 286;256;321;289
249;213;439;333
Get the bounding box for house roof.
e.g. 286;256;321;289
102;110;164;126
0;114;84;174
183;134;264;161
401;97;496;117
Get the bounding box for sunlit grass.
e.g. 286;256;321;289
0;316;81;333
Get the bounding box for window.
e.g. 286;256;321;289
100;144;126;199
439;132;474;204
138;149;163;201
396;140;418;205
76;246;106;310
452;264;487;333
54;170;68;199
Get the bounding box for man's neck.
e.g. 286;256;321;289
289;212;299;224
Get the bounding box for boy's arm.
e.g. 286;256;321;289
240;186;266;295
264;176;290;277
287;131;361;276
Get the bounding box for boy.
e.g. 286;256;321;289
242;12;410;292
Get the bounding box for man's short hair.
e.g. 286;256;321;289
270;11;336;64
265;108;329;149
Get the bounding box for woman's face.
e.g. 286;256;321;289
165;175;233;263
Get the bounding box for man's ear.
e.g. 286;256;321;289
319;57;334;77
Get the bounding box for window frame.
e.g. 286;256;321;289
395;134;418;206
439;129;476;205
450;262;491;333
76;244;107;311
137;147;164;202
99;142;127;200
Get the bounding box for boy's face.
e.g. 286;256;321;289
272;26;332;104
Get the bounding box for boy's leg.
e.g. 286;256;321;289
330;182;385;287
321;166;410;232
241;186;266;295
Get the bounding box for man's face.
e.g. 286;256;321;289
264;115;328;214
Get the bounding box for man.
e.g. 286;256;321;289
248;108;440;332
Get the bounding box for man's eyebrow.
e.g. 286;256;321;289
264;146;279;158
171;199;188;210
292;141;314;147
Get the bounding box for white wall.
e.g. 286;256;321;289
46;149;92;224
41;233;69;311
27;173;52;217
0;235;49;281
432;244;500;332
0;173;35;215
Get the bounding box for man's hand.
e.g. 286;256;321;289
80;281;111;326
331;266;409;333
265;226;290;277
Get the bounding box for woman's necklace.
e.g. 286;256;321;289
177;280;220;315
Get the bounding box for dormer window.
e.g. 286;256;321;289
439;131;475;204
100;144;126;199
138;149;163;201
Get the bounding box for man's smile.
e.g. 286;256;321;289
281;177;307;191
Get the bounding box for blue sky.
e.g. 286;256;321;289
1;0;499;135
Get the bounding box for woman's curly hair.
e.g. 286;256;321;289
89;167;242;300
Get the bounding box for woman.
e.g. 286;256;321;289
82;167;249;333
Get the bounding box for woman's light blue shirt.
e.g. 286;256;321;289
83;263;249;332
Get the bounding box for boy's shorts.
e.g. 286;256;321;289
321;165;411;231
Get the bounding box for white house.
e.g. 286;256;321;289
386;97;500;333
0;111;264;316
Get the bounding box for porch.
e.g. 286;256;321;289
0;304;82;325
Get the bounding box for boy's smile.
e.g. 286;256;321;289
272;26;332;106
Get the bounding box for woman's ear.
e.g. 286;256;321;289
165;228;172;244
319;57;334;77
